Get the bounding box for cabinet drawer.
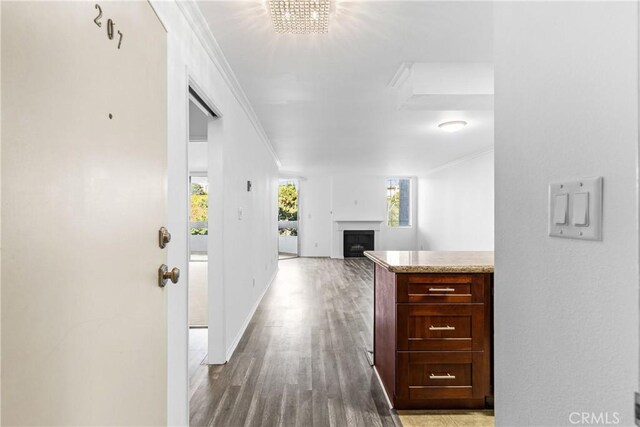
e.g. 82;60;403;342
397;274;488;304
397;352;487;400
397;305;484;351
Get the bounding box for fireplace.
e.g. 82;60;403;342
343;230;374;258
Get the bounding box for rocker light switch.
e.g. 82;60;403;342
572;192;589;226
549;177;602;241
553;194;568;225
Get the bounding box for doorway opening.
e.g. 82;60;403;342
188;174;208;326
187;89;217;394
278;179;299;260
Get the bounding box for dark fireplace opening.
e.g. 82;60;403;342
343;230;374;258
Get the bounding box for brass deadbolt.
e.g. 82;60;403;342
159;227;172;249
158;264;180;288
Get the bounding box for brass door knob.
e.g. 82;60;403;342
159;227;172;249
158;264;180;287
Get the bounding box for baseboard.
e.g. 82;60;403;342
373;365;394;410
224;268;278;361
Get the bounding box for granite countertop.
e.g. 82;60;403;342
363;251;494;273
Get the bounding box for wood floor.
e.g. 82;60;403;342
189;257;397;427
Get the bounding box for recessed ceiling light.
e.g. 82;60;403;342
438;120;467;132
268;0;330;34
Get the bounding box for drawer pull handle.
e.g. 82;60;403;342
429;287;455;292
430;373;456;380
429;325;455;331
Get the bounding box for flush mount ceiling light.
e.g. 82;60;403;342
438;120;468;132
268;0;330;34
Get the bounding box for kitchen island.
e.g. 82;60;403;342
364;250;494;410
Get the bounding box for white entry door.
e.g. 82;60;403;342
2;1;169;425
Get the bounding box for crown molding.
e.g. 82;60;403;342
175;0;282;168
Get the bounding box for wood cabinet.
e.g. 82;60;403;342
373;263;493;409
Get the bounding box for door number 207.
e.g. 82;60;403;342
94;4;123;49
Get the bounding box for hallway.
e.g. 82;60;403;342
189;258;396;426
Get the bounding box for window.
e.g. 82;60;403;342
278;180;298;236
190;176;208;235
386;178;411;227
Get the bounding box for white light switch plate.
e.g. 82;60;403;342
549;176;603;241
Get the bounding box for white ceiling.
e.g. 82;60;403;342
198;1;494;176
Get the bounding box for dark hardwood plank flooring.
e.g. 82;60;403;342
189;257;396;427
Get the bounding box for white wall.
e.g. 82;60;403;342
417;150;494;251
149;2;279;425
0;6;2;421
278;236;298;254
188;140;207;173
1;4;3;420
331;175;387;221
221;118;279;361
494;2;638;426
299;176;332;256
298;174;417;257
190;235;207;253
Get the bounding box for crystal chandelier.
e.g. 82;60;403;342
268;0;330;34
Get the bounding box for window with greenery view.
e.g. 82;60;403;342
190;178;208;235
278;182;298;236
386;178;411;227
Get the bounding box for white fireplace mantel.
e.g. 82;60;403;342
331;220;384;258
334;220;384;231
